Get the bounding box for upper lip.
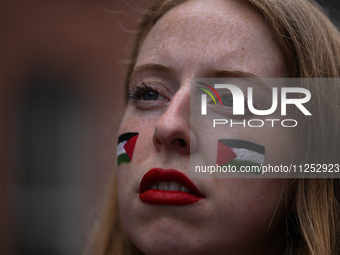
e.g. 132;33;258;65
139;168;204;197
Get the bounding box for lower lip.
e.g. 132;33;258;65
139;189;202;205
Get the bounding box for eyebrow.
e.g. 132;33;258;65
130;64;270;90
130;63;176;79
205;69;271;91
206;69;259;78
131;64;258;78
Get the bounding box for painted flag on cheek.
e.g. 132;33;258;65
117;132;139;166
216;139;265;170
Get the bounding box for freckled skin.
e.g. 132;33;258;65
118;0;294;255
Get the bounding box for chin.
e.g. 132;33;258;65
127;218;213;255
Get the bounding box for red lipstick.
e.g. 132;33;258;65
139;168;204;205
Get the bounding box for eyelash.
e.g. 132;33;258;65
219;89;232;98
128;80;159;100
217;89;248;108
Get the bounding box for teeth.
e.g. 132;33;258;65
181;186;190;193
158;181;169;191
169;182;182;191
149;181;192;193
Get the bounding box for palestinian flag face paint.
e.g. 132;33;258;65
117;132;139;166
216;139;265;169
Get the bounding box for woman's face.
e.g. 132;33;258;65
117;0;294;254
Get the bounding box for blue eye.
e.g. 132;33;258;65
142;90;159;100
222;95;233;107
129;81;160;100
220;91;247;109
128;81;168;103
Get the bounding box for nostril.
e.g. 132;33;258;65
169;138;187;148
179;139;187;148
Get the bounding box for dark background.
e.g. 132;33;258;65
1;0;339;254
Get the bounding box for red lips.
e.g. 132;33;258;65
139;168;204;205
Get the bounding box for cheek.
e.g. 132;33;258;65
262;126;296;165
118;114;158;157
193;117;295;169
116;114;158;194
119;113;156;134
211;179;290;234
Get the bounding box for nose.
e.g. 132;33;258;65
152;86;197;155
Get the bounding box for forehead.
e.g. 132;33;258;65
136;0;286;78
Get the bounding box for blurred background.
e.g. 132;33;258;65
1;0;339;254
1;0;154;254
